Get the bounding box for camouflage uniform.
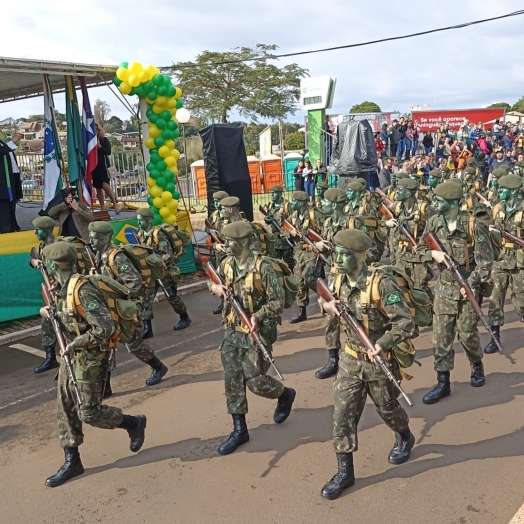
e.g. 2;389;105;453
55;277;123;448
418;211;494;371
263;200;294;268
35;241;58;348
319;264;415;453
214;252;285;414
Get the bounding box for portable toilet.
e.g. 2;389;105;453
191;159;207;200
261;154;283;193
283;153;304;190
247;155;262;194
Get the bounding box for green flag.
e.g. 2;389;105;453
65;76;85;192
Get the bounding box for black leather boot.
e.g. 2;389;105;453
142;319;153;340
145;357;168;386
45;447;84;487
273;388;296;424
315;350;339;379
119;414;147;452
470;360;485;387
34;346;59;374
388;431;415;464
484;326;500;354
320;453;355;500
422;371;451;404
102;372;113;399
213;298;224;315
218;414;249;455
289;306;307;324
174;313;192;331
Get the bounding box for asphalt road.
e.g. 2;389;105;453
1;290;524;524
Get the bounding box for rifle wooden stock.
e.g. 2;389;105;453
496;227;524;249
375;188;394;207
205;261;284;380
307;229;333;253
423;232;503;352
317;279;413;407
204;218;223;245
476;192;492;208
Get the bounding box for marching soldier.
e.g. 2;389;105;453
209;221;296;455
136;209;192;334
384;172;409;201
314;181;329;212
484;168;505;208
88;221;168;387
208;190;229;228
417;182;494;404
485;174;524;352
40;242;146;488
320;229;416;500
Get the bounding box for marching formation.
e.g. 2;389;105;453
29;165;524;499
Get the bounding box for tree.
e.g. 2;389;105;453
167;44;308;123
105;116;124;134
349;101;382;113
27;114;44;122
511;97;524;113
123;118;138;133
488;102;511;112
284;131;305;151
94;99;111;126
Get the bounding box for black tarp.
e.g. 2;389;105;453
328;120;377;177
199;123;253;220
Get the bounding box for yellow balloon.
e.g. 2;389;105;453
165;214;177;225
146;64;157;78
167;98;177;109
128;74;140;88
116;67;129;81
171;149;181;161
150;185;163;198
148;126;161;138
174;87;183;99
164;156;176;168
158;146;170;158
156;96;167;107
161;191;173;203
164;139;175;150
153;67;161;75
153;197;164;209
159;206;170;218
166;199;178;211
152;104;163;115
144;137;155;149
172;167;179;176
145;97;155;105
147;177;156;188
170;200;179;210
119;82;132;95
129;62;143;74
138;70;149;83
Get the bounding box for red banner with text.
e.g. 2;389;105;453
412;108;506;132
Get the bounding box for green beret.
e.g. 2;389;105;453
396;172;409;180
434;181;464;200
213;191;229;200
498;174;522;189
428;170;442;179
498;164;510;172
333;229;372;253
269;185;284;193
466;157;476;166
292;191;309;202
515;161;524;169
398;178;418;191
88;221;114;235
32;217;55;229
491;168;506;179
220;196;240;207
324;188;347;203
447;178;462;185
356;178;367;188
137;208;154;218
348;182;363;191
221;221;252;240
317;182;329;189
464;167;476;176
442;166;452;173
42;241;77;263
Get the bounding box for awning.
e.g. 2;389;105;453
0;57;118;103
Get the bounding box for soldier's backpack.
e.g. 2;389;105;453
66;274;139;348
251;222;276;257
108;245;164;290
152;225;190;257
56;236;92;275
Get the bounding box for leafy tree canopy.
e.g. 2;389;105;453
350;101;382;113
488;102;511;111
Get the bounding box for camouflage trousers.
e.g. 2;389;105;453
221;328;284;414
333;351;409;453
57;349;123;448
275;246;295;272
293;249;318;307
324;270;341;351
42;316;56;348
141;274;187;320
487;267;524;326
433;284;483;372
396;257;434;301
125;319;155;363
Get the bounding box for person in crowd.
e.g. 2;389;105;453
323;115;333;163
442;137;452;160
389;119;400;158
493;119;503;145
375;132;385;159
379;157;393;189
380;123;389;155
0;133;22;233
404;121;414;160
411;122;420;157
312;159;328;184
93;124;121;214
502;132;514;152
478;134;491;156
397;117;408;160
474;152;489;184
294;159;305;191
391;157;400;173
303;161;316;201
450;139;461;167
490;149;512;173
422;131;434;155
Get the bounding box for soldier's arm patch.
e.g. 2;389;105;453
385;291;401;305
476;234;487;242
272;276;279;287
85;300;100;311
160;240;169;248
119;263;130;272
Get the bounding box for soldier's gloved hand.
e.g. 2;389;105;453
431;250;450;265
210;283;226;298
367;344;384;364
215;244;225;252
385;219;398;228
62;342;76;359
322;299;340;317
89;267;97;275
315;240;330;252
264;216;272;225
39;306;51;319
459;287;468;300
30;259;42;269
249;316;259;333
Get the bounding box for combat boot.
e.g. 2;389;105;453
174;313;191;331
142;319;153;340
45;447;84;487
119;414;147;452
213;298;224;315
34;346;59;374
320;453;355;500
102;372;113;399
388;431;415;464
470;360;485;387
289;306;307;324
218;414;249;455
484;326;500;354
315;349;339;379
145;356;168;386
422;371;451;404
273;387;296;424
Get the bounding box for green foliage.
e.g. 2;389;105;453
27;114;44;122
94;100;111;126
511;97;524;113
488;102;511;111
350;101;382;113
284;131;305;151
166;44;308;123
242;122;302;155
105;116;124;134
108;135;123;152
0;130;7;142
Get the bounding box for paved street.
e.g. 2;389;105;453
1;290;524;524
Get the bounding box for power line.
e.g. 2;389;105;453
166;10;524;68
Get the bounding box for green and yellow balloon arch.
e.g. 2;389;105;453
113;61;184;226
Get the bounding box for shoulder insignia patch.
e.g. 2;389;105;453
119;263;130;272
85;300;100;311
385;291;401;305
476;234;487;242
160;240;169;247
272;276;279;287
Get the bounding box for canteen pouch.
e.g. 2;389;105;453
74;350;106;384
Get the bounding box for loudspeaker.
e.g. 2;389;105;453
199;123;253;220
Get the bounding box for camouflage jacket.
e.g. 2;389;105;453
493;199;524;269
97;248;144;300
208;209;221;229
264;201;291;250
288;208;322;251
389;200;428;262
138;227;182;266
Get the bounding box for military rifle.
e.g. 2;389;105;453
205;260;284;380
375;187;394;207
204;218;224;246
30;247;83;405
85;244;99;274
257;205;295;250
317;278;413;407
423;232;503;352
476;192;492;209
307;229;334;253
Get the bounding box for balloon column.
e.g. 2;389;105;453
113;61;184;226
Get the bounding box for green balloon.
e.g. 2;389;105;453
163;75;172;86
149;112;158;124
147;196;154;206
153;214;163;226
163;170;175;182
154;136;165;148
150;153;161;164
135;85;146;98
152;74;164;87
176;99;184;109
165;182;176;193
165;85;176;98
130;87;137;96
113;76;122;87
166;120;178;131
147;90;157;100
149;169;160;179
160;110;172;122
172;128;181;139
146;162;155;172
157;85;167;96
162;129;174;140
156;160;167;171
119;61;129;68
150;206;160;214
146;108;154;119
173;190;180;200
155;118;166;130
144;80;155;92
156;177;166;188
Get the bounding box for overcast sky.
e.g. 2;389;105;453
1;0;523;123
